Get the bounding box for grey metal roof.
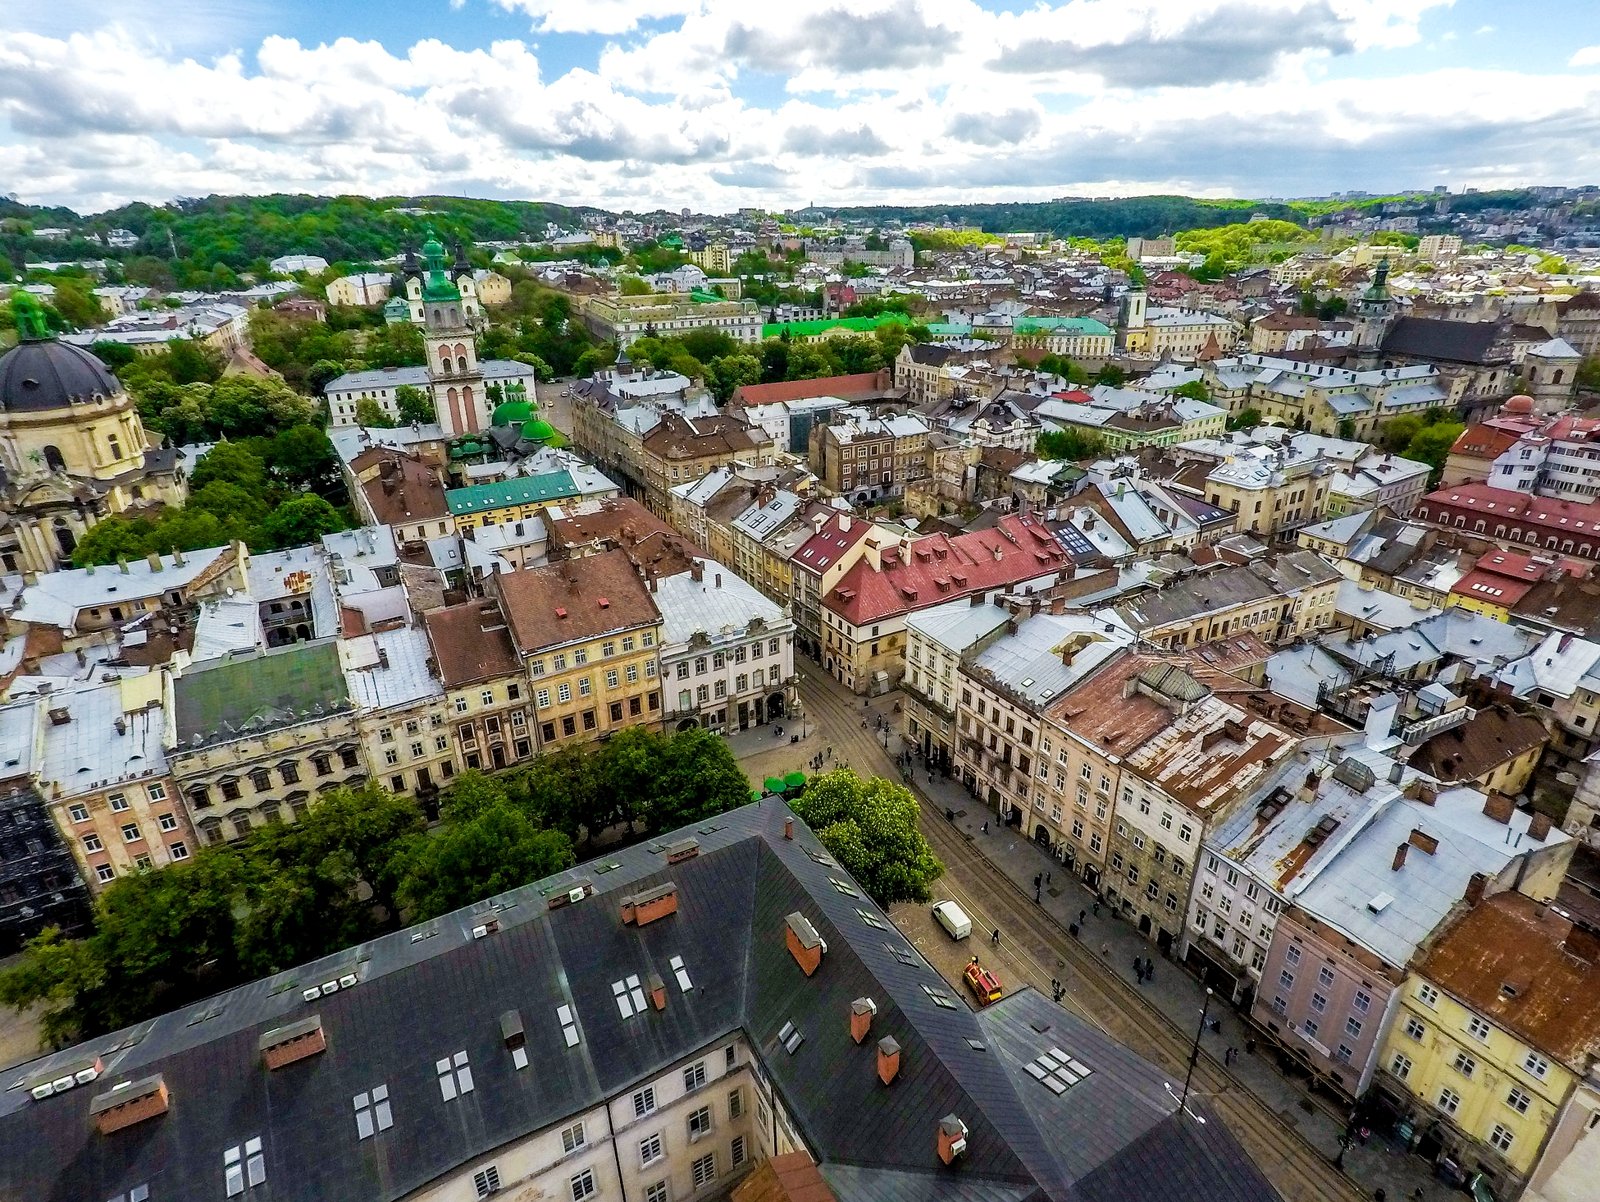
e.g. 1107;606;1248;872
0;802;1279;1202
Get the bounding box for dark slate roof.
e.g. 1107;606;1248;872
1380;317;1508;366
0;802;1280;1202
0;337;122;413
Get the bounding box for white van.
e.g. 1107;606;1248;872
932;900;972;941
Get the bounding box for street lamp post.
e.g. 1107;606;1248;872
1179;987;1213;1117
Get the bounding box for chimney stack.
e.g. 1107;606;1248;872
648;972;667;1011
1482;792;1515;825
785;912;826;977
1392;843;1408;872
1464;872;1488;908
784;817;794;840
260;1016;326;1070
877;1035;901;1085
850;997;877;1044
1529;811;1553;841
89;1075;170;1136
937;1114;969;1165
620;883;678;927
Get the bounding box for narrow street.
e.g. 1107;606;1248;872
793;667;1408;1202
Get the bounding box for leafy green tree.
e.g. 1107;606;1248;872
164;339;226;385
1380;414;1424;453
263;425;342;497
619;275;653;296
90;341;138;370
680;328;740;362
0;927;106;1048
790;770;943;905
1577;357;1600;390
307;359;347;395
636;727;753;836
573;346;616;377
1172;379;1211;403
259;495;346;549
394;384;434;425
355;398;395;428
1337;418;1357;440
48;277;107;328
1226;407;1262;432
1035;429;1108;461
190;441;268;494
396;803;575;922
706;354;763;403
1404;422;1465;484
1095;364;1127;386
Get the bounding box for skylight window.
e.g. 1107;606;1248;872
436;1051;474;1100
923;984;958;1010
354;1086;393;1139
830;877;859;898
778;1021;804;1054
613;975;648;1018
886;941;918;967
857;908;887;930
670;955;693;992
1026;1047;1094;1095
558;1004;581;1049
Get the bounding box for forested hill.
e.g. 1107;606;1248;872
806;189;1544;239
1;193;592;274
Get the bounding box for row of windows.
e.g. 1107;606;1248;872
191;749;361;805
529;633;655;676
535;662;656;707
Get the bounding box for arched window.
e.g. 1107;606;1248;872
454;342;467;357
456;357;467;373
462;386;473;410
438;347;451;369
42;445;66;472
1553;370;1565;385
53;518;76;558
447;387;459;404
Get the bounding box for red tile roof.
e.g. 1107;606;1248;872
494;548;661;653
790;512;875;578
822;512;1072;626
1420;483;1600;536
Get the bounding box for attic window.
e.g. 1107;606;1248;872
1026;1047;1093;1095
806;848;838;869
670;955;693;992
557;1004;581;1048
829;877;859;898
353;1086;393;1139
857;908;887;930
778;1021;804;1054
923;983;958;1011
612;975;648;1018
1500;983;1519;1000
886;942;918;967
223;1137;265;1197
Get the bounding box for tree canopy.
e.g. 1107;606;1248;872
790;770;943;906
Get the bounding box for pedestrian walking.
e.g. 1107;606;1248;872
1100;942;1110;958
1069;922;1079;938
1133;956;1143;979
1079;909;1086;925
982;820;988;834
991;928;1001;947
1092;901;1100;917
1046;871;1052;885
1144;962;1154;985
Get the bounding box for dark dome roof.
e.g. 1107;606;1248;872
0;339;122;413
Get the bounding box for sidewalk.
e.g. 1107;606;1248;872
875;698;1448;1202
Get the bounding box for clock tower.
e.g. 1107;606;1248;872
419;232;485;435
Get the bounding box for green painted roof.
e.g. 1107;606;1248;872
446;470;579;516
522;419;557;443
925;322;972;336
492;399;535;427
688;290;725;304
1012;317;1114;336
174;641;352;747
761;312;911;339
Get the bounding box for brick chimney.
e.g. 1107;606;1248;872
850;997;877;1044
621;882;679;927
1392;843;1408;872
649;972;667;1011
877;1035;901;1085
90;1075;170;1135
1528;811;1553;841
1482;792;1516;824
260;1016;326;1070
1408;829;1439;855
936;1114;968;1165
785;912;826;977
1464;872;1488;907
784;817;794;840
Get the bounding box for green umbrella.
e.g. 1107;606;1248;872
749;789;762;803
764;776;786;795
784;771;806;790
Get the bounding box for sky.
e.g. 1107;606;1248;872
4;0;1600;215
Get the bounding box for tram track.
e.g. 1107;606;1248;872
798;675;1363;1202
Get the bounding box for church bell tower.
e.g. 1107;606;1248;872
418;232;486;435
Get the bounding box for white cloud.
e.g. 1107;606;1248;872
0;2;1596;215
1571;46;1600;68
490;0;702;35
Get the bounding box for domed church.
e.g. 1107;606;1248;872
0;293;187;574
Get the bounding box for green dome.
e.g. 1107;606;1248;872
421;234;445;261
522;419;557;443
492;399;534;427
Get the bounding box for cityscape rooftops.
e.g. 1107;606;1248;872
494;548;661;653
423;600;523;689
0;800;1279;1202
172;640;353;749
